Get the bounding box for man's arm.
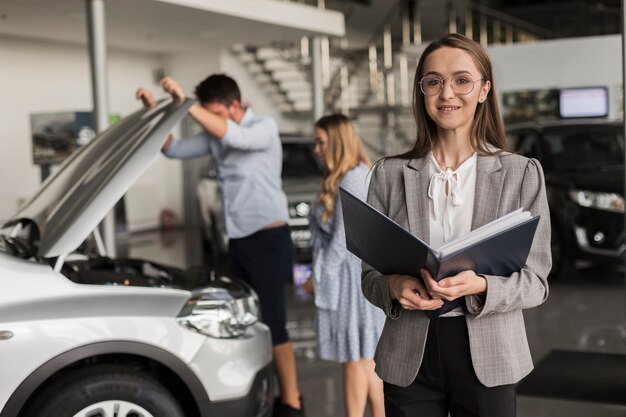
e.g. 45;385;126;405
188;104;228;139
160;77;228;139
163;132;212;159
135;86;212;157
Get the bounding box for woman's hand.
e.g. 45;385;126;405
422;268;487;301
302;277;315;296
160;77;186;103
389;274;444;311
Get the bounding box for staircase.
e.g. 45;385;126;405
233;43;313;113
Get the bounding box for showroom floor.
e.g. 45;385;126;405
126;228;626;417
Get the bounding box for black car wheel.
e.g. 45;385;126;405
22;365;184;417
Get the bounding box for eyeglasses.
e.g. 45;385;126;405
419;74;483;96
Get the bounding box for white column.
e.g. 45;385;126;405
311;37;324;122
86;0;115;257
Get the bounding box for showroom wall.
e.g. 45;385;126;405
0;35;186;231
489;34;622;120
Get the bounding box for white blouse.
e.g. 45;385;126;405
428;152;478;249
428;152;478;316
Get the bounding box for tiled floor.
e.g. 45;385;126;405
126;229;626;417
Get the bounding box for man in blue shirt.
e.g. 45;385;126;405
137;74;303;417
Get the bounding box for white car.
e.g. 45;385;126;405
0;100;273;417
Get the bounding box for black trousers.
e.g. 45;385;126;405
383;316;516;417
229;225;293;346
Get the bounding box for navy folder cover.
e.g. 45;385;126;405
339;187;540;318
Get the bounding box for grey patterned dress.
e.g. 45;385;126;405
309;163;385;362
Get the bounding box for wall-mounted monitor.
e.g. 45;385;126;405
31;111;119;166
559;87;608;118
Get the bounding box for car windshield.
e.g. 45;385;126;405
543;125;624;170
282;142;324;178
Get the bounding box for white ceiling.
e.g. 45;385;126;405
0;0;345;52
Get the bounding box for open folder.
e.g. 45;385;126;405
339;187;540;318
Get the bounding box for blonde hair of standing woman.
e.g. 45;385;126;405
315;114;371;223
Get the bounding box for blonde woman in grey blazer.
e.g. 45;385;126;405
361;34;551;417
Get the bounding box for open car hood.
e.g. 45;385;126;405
4;99;194;258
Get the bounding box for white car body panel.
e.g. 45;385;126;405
0;251;271;409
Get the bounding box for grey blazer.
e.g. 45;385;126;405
361;152;551;388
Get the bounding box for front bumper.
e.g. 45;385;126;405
573;226;626;259
568;206;625;262
198;363;273;417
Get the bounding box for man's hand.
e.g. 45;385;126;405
388;274;443;311
136;87;175;151
136;88;156;108
422;269;487;302
160;77;186;103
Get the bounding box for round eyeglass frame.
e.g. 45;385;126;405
419;75;484;96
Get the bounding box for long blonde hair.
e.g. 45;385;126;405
315;114;371;222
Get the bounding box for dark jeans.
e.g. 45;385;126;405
229;225;293;346
383;316;516;417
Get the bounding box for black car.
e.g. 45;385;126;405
506;119;625;277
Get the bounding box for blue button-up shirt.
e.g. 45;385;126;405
164;108;289;239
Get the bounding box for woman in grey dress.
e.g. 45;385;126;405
308;114;386;417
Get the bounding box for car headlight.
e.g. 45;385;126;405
568;190;625;213
177;287;259;338
289;202;311;218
